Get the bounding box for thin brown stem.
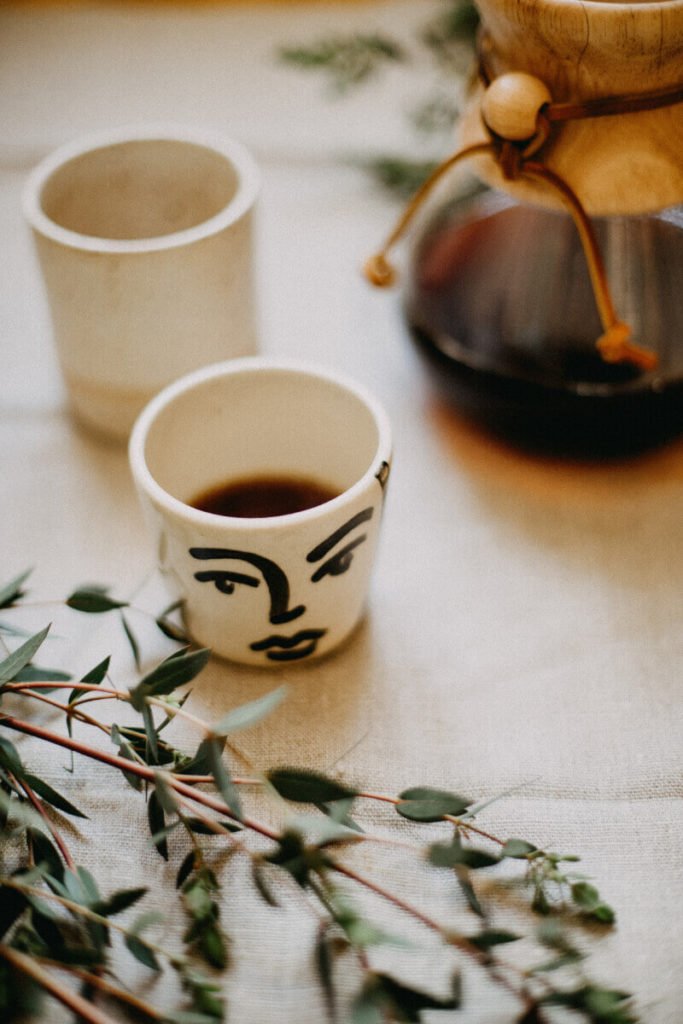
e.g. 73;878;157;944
0;714;278;841
37;958;164;1020
355;791;505;846
329;860;534;1011
0;944;120;1024
13;774;76;870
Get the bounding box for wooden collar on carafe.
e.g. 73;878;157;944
365;55;683;372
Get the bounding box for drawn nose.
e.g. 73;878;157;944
270;604;306;625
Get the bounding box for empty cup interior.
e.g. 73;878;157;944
38;139;239;240
141;367;382;511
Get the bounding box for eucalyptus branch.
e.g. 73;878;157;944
0;944;120;1024
0;577;638;1024
34;959;165;1020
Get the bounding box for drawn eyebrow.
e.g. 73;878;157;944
306;507;374;563
310;535;367;582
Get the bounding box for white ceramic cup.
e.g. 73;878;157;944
129;358;392;666
22;124;260;441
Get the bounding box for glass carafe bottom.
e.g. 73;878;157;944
405;190;683;458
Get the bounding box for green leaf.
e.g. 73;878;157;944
124;911;163;971
125;932;161;971
176;851;197;890
0;735;24;777
110;725;144;792
571;882;615;924
455;866;484;917
147;790;168;860
0;884;28;938
264;830;314;888
501;838;537;859
467;929;520;950
178;738;214;776
198;924;228;969
268;767;357;805
428;836;499;870
28;829;64;880
69;655;110;704
315;924;345;1022
155;600;190;644
22;773;87;819
66;587;128;613
13;666;71;683
129;647;211;711
354;971;461;1023
120;613;141;670
251;861;280;907
0;569;31;609
92;887;148;917
211;685;286;737
184;817;241;836
396;786;470;822
0;624;51;685
142;704;160;764
207;738;242;821
317;796;364;833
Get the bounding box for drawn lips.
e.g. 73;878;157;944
250;629;327;662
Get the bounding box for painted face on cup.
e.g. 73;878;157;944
189;505;377;663
129;359;393;666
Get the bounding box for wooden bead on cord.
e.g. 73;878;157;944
481;72;552;141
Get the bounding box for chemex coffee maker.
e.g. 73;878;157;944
366;0;683;457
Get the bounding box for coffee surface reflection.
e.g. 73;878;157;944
191;475;340;518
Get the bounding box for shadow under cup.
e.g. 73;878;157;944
129;360;392;666
23;127;260;441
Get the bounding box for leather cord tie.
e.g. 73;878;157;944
365;65;683;371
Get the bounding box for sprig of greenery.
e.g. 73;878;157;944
0;570;637;1023
279;0;479;196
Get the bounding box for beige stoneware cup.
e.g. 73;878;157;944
128;358;392;667
23;124;260;441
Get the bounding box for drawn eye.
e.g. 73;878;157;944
194;570;260;594
311;536;366;583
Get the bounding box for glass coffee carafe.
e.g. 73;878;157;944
367;0;683;458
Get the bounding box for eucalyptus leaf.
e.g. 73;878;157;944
207;738;242;821
467;929;520;950
0;624;51;686
147;790;169;860
23;773;88;819
429;837;499;870
13;666;71;683
251;861;280;907
92;887;148;917
69;655;111;704
120;613;141;670
129;647;211;711
211;685;286;738
66;588;128;613
501;839;537;859
27;829;64;880
176;851;197;890
396;787;471;822
0;735;24;777
0;569;31;609
125;932;161;971
125;911;163;971
268;767;357;805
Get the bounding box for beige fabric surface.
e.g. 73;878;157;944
1;2;682;1021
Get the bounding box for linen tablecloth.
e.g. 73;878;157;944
1;3;682;1021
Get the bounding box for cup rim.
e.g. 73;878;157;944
21;123;260;254
128;357;393;531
